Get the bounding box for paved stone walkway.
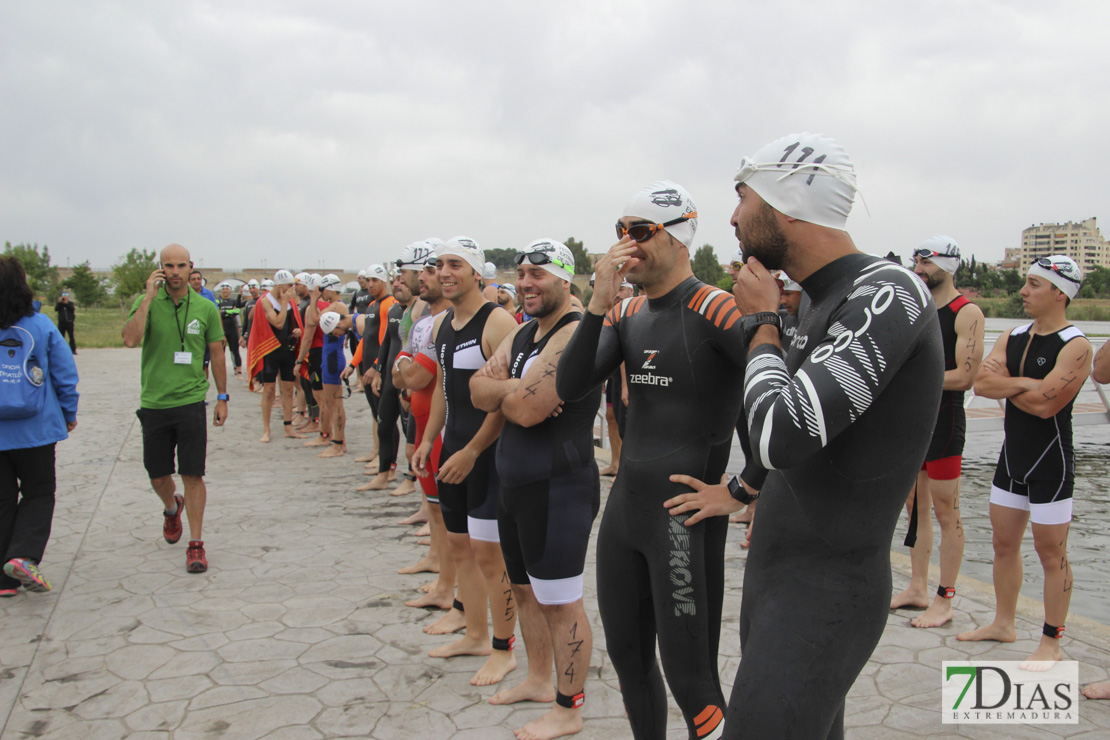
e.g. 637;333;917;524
1;348;1108;738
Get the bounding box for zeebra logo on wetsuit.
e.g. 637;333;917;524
641;349;659;370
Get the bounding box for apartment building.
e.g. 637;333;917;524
1020;217;1110;273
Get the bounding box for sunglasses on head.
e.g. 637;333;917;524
615;212;698;243
1032;257;1081;284
514;251;571;272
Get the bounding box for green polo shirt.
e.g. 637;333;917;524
130;286;224;409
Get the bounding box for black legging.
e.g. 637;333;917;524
222;319;241;369
376;384;401;473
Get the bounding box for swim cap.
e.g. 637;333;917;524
261;279;274;290
483;262;498;280
319;273;342;291
437;237;485;275
780;273;802;292
516;239;575;282
499;284;517;299
733;132;857;231
914;236;961;275
247;279;260;287
319;311;342;335
621;180;698;248
398;241;435;270
294;272;309;285
1028;255;1082;299
273;270;294;285
365;264;388;282
357;269;368;279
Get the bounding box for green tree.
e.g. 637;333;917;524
564;237;593;275
63;261;109;306
692;244;725;286
716;276;735;291
3;242;59;297
485;248;517;270
112;248;158;302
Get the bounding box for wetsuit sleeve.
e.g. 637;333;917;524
744;269;936;470
555;311;623;402
376;316;393;370
350;336;364;368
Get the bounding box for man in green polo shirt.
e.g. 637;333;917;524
122;243;228;573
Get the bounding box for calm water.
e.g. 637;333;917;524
726;319;1109;624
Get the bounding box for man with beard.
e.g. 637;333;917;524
667;133;942;739
556;181;764;740
471;239;599;740
413;237;520;687
890;237;984;629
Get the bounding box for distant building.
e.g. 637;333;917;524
1020;218;1109;274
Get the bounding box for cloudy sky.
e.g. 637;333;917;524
2;1;1108;273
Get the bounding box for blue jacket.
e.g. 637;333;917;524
0;313;79;451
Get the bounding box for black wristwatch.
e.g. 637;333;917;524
727;475;759;505
217;393;230;402
744;311;782;342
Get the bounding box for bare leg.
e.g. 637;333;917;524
515;600;591;740
317;385;347;457
400;496;441;576
491;584;555;705
598;406;620;476
1022;520;1072;668
407;502;456;609
150;475;177;511
428;532;491;658
260;382;276;442
181;475;207;541
912;476;964;628
958;503;1027;643
470;538;518;686
892;472;932;609
305;389;333;447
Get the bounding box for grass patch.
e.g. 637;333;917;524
43;305;133;348
972;296;1110;322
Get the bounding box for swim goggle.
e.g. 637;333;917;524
1031;257;1081;284
734;156;856;187
615;212;698;243
513;250;572;273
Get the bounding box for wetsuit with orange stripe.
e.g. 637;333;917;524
557;275;765;740
353;293;396;414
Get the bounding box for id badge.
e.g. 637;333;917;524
174;351;193;365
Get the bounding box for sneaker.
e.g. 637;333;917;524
0;587;18;597
186;541;207;573
4;558;51;593
163;494;184;544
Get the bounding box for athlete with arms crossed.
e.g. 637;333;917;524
958;255;1092;666
890;236;985;628
471;240;599;740
557;181;764;740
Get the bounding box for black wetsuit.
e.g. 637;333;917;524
927;295;973;462
350;288;371;353
497;313;600;604
374;301;406;474
731;254;942;739
435;302;501;537
217;296;243;370
557;276;764;740
359;294;393;415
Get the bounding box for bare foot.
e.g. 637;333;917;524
416;536;431;546
405;590;452;609
410;524;431;537
303;436;330;447
515;705;583;740
1020;637;1063;671
910;597;953;628
318;444;346;458
424;608;467;635
355;452;377;463
957;622;1017;643
729;507;753;524
361;473;391;490
259;431;271;443
398;509;427;526
398;556;439;575
391;479;416;496
419;580;435;593
355;480;382;492
471;649;517;686
299;422;319;434
598;465;618;476
429;632;490;657
890;586;930;610
1082;680;1110;699
489;676;556;705
283;427;305;439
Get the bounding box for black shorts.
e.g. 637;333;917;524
404;407;416;445
261;348;296;383
438;446;500;540
137;401;207;479
498;465;600;604
307;347;323;391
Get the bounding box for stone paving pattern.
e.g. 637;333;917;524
1;348;1108;738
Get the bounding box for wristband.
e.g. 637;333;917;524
727;475;759;505
216;393;230;402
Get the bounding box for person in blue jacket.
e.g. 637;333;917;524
0;255;79;596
